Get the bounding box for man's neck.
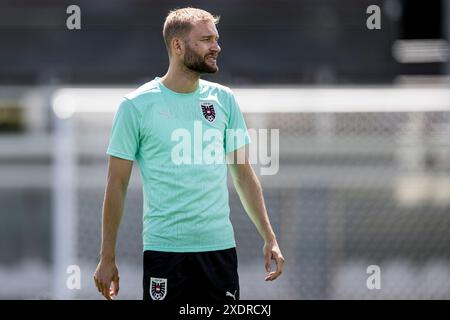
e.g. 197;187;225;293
160;64;200;94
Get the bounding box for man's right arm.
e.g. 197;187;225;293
94;155;133;300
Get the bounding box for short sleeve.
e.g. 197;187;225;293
106;98;141;161
224;91;251;153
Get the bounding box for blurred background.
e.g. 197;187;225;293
0;0;449;299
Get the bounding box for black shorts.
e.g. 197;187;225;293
143;247;239;301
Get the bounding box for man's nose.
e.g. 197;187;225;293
211;42;221;53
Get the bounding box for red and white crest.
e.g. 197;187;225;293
201;102;216;123
150;277;167;300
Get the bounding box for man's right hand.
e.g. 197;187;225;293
93;259;120;300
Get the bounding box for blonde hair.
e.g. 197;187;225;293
163;7;220;54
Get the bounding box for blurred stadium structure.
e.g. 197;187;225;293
0;0;450;299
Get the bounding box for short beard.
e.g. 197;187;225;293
183;44;218;74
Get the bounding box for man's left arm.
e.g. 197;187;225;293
227;148;285;281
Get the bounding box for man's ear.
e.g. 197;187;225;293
171;38;184;56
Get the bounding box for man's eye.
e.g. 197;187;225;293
201;38;219;43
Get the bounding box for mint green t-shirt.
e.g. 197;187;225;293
106;77;251;252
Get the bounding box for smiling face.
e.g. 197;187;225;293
181;20;221;74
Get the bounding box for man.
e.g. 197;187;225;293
94;7;284;301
